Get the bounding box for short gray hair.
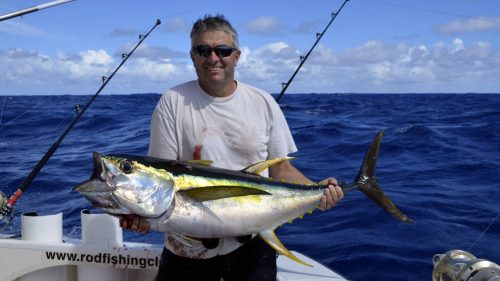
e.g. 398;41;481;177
190;14;239;49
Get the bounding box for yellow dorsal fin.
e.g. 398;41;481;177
242;157;295;175
187;160;213;166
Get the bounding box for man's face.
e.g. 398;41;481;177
190;30;240;94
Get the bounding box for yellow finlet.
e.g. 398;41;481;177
259;229;312;267
187;160;213;166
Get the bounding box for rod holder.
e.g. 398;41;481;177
19;212;68;281
77;210;125;281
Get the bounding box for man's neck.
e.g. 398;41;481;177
199;80;237;98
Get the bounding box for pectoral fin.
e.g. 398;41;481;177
178;186;271;202
258;229;312;267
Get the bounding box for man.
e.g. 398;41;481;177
122;14;343;281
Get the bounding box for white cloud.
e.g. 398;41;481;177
236;38;500;93
115;43;187;60
81;50;113;66
434;16;500;34
245;16;280;35
295;19;324;34
1;37;499;94
0;47;194;94
121;58;181;81
58;49;114;79
237;42;299;82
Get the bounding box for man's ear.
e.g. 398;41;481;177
190;51;195;63
234;50;241;65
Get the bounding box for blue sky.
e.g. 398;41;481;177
1;0;500;95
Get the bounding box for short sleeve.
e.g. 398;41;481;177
148;92;179;159
267;99;297;159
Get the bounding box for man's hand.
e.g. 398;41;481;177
268;160;344;211
120;214;151;233
318;177;344;211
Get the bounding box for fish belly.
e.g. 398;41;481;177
151;193;322;238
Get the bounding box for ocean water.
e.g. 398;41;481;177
1;93;499;281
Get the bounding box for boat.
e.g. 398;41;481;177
0;211;349;281
1;3;498;281
0;2;352;280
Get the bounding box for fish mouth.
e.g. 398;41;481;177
73;152;129;215
73;152;108;193
90;151;106;182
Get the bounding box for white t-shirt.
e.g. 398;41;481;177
148;80;297;258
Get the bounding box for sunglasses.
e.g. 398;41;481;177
193;45;238;58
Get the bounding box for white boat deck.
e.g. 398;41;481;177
277;251;348;281
0;212;348;281
0;237;348;281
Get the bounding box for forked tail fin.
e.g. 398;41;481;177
355;131;414;223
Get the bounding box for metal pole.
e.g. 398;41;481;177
0;19;162;222
0;0;75;22
275;0;350;103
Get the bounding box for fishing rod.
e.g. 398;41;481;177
0;19;162;223
0;0;74;22
275;0;349;103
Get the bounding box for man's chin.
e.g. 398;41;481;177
202;75;226;85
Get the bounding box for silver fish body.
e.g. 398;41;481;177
74;131;412;266
154;184;322;238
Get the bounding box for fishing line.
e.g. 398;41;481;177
356;0;500;255
1;13;29;184
0;19;162;223
275;0;350;103
467;212;499;252
350;4;427;38
0;95;52;131
0;13;26;125
0;96;6;127
362;0;500;23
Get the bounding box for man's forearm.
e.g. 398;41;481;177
269;161;312;184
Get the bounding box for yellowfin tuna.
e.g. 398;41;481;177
74;131;412;266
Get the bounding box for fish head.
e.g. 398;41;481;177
74;152;176;218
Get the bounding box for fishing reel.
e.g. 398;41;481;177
0;191;13;222
433;250;500;281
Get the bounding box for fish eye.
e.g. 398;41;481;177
119;160;134;174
